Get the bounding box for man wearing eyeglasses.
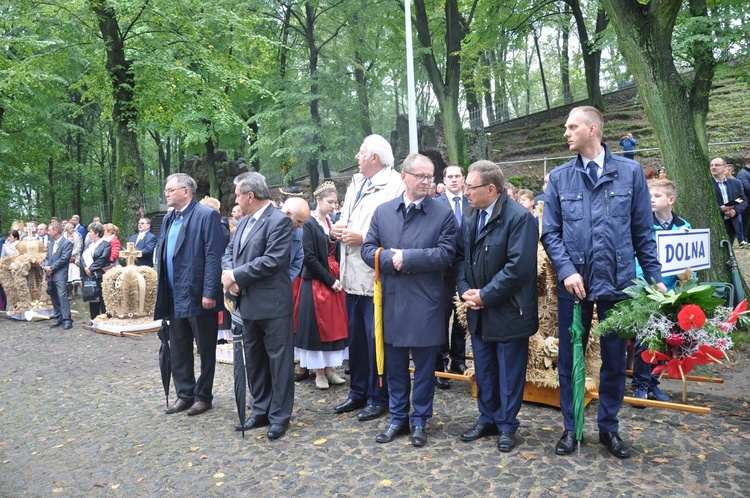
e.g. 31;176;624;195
542;106;664;458
128;218;157;267
455;160;539;453
330;134;404;422
362;153;457;447
154;173;225;417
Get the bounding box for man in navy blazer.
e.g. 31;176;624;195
44;222;74;329
434;164;471;383
711;157;748;245
222;172;295;440
154;173;224;417
362;154;457;447
128;218;157;267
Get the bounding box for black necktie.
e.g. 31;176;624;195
587;161;599;184
476;210;487;241
173;210;183;221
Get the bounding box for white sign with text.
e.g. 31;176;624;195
656;229;711;276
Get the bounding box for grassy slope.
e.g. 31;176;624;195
491;69;750;189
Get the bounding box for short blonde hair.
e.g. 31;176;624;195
199;196;221;213
516;189;534;202
103;223;119;235
647;179;677;199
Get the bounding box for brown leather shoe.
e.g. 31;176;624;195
187;400;212;416
165;398;193;414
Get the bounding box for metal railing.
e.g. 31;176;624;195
493;140;750;177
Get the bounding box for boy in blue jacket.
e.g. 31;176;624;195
633;179;692;402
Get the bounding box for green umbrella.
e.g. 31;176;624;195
569;300;586;455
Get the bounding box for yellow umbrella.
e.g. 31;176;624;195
374;247;385;386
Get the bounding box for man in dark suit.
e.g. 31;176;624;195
154;173;224;417
455;161;539;453
44;222;74;330
222;172;295;439
362;153;457;447
434;164;470;387
128;217;157;267
711;157;748;245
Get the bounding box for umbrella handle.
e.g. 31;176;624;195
375;247;384;281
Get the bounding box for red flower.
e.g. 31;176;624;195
665;334;684;347
727;299;747;325
677;304;706;330
665;357;696;378
694;345;724;365
641;350;670;364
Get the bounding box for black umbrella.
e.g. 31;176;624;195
231;310;248;438
157;319;171;407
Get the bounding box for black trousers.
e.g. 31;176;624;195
170;310;219;403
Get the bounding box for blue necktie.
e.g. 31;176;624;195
587;161;599;185
173;210;183;221
354;179;370;204
453;196;462;228
476;210;487;241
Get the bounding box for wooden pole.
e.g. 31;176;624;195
586;391;710;414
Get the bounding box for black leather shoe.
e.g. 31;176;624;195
357;404;387;421
411;425;427;447
460;424;499;442
599;431;630;458
267;424;288;439
294;368;309;382
497;431;517;452
435;376;451;389
63;323;73;330
555;429;575;455
234;416;270;431
449;362;466;374
49;320;63;328
334;398;366;413
165;398;193;414
187;400;212;416
375;423;409;443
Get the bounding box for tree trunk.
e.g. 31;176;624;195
90;0;144;236
599;0;729;283
481;52;495;124
48;157;55;215
412;0;472;166
560;4;574;104
566;0;608;111
205;134;218;199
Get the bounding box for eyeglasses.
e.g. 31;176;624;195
164;187;186;195
404;172;434;183
465;183;490;191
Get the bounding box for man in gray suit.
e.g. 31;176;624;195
43;222;74;330
222;172;295;439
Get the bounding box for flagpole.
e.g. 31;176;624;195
404;0;418;154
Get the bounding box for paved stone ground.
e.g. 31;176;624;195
1;310;749;497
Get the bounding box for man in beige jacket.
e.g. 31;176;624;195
331;134;404;421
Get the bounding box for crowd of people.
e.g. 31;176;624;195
3;105;747;459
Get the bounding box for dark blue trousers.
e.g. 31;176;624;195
557;298;625;433
385;344;439;427
346;294;388;406
472;335;529;432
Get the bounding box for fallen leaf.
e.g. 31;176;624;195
380;479;392;486
111;484;120;489
423;488;430;492
52;488;63;493
190;447;199;452
213;472;225;479
216;482;224;487
187;463;193;467
137;478;144;483
541;426;554;431
299;471;307;476
200;455;208;460
313;438;327;445
522;454;537;461
632;427;644;431
52;444;63;449
697;454;706;460
653;458;669;463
